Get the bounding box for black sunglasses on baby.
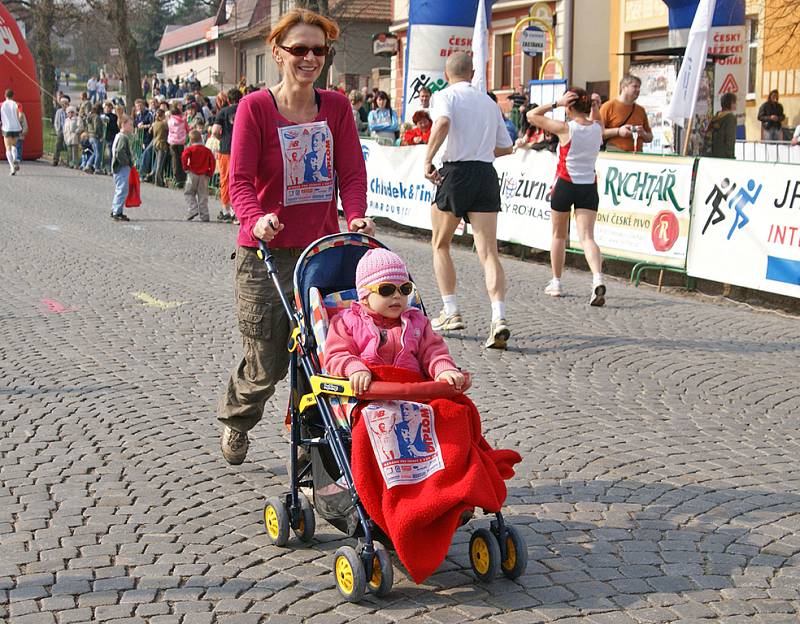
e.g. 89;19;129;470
279;44;330;57
364;282;414;297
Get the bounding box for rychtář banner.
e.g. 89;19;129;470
687;158;800;298
570;152;694;268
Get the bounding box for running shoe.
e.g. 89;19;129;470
590;281;606;307
484;318;510;349
544;279;562;297
431;310;465;332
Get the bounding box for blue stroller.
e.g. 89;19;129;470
258;232;528;601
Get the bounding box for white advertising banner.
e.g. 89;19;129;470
495;149;556;251
687;158;800;298
362;142;556;250
363;142;436;231
404;25;473;120
361;143;696;267
570;153;695;268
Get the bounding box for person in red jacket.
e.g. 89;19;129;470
402;110;432;146
181;129;216;221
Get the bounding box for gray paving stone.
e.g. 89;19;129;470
3;167;800;622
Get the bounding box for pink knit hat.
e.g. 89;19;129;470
356;248;409;299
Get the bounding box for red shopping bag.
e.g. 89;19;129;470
125;166;141;207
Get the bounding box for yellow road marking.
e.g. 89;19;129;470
131;292;186;310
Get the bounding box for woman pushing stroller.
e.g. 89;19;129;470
217;7;374;465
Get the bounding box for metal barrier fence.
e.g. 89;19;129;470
735;140;800;164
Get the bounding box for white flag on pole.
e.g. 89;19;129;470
471;0;489;93
665;0;716;127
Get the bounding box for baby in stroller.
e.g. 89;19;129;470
322;247;522;585
324;248;466;394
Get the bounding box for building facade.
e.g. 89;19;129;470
608;0;799;140
389;1;608;117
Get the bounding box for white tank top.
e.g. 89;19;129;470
1;100;22;133
556;119;603;185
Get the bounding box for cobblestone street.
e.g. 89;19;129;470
2;161;800;624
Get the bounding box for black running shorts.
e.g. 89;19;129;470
551;177;599;213
2;131;21;138
434;161;501;220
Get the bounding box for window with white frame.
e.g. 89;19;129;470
256;54;265;84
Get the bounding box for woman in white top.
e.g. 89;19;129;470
1;89;23;175
527;88;606;306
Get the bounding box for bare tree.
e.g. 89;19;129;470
6;0;79;116
763;0;800;65
87;0;142;109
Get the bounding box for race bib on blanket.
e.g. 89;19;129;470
363;400;444;489
278;120;334;206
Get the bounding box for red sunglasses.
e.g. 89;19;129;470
279;44;330;58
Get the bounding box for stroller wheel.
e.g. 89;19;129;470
499;525;528;580
366;542;394;597
333;546;367;602
469;528;501;582
263;497;290;547
294;492;316;543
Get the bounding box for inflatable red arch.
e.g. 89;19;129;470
1;1;43;159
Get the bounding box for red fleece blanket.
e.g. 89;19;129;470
351;366;522;583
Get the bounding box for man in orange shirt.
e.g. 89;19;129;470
599;74;653;152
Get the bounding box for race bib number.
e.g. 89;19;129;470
278;120;334;206
363;400;444;489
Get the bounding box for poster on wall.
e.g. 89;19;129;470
632;62;677;155
687;158;800;298
570;152;695;268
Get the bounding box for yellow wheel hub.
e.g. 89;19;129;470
298;517;305;534
502;537;517;571
265;506;279;540
336;556;354;594
369;555;382;587
471;537;490;575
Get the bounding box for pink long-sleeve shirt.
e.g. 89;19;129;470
324;303;459;380
230;89;367;249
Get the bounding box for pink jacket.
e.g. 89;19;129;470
167;114;189;145
324;303;458;380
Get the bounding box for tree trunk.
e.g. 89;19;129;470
32;0;57;117
108;0;142;112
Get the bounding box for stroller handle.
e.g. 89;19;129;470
358;373;472;401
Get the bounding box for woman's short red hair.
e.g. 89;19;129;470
269;9;340;45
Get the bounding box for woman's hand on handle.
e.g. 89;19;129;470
253;213;284;242
349;217;375;236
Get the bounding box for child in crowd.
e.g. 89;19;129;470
151;109;169;187
110;116;134;222
79;132;93;170
205;123;221;156
180;129;215;222
63;106;82;168
324;248;466;394
193;118;207;144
